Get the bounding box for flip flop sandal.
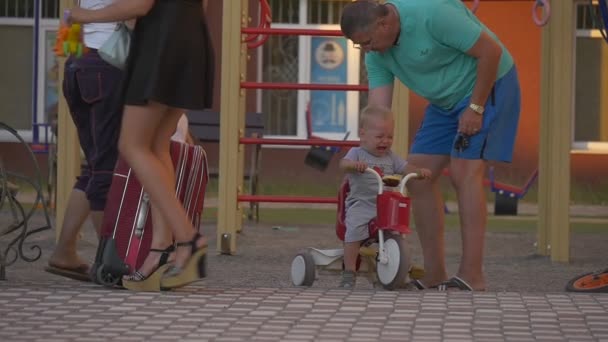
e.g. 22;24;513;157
437;276;474;291
45;264;91;282
405;279;427;290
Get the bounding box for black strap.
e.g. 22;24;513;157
176;233;201;253
150;245;175;266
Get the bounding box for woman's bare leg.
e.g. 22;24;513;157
125;107;183;277
160;108;207;264
119;102;198;269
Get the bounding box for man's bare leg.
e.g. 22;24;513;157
48;188;90;269
407;154;450;288
450;158;487;290
90;211;103;238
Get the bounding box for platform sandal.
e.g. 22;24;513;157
122;245;175;292
160;233;207;289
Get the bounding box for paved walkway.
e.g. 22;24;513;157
2;195;608;341
1;280;608;342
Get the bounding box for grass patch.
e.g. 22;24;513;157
205;176;608;206
204;178;338;198
203;208;608;234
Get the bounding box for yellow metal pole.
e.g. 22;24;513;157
55;0;81;241
235;7;249;232
538;1;573;262
391;82;409;159
218;0;247;254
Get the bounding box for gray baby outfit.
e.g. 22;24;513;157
343;147;407;243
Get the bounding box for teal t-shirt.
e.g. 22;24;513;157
366;0;514;110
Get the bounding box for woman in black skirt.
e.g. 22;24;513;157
67;0;213;291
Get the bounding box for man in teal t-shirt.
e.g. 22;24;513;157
341;0;521;291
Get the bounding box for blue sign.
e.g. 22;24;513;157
310;37;347;133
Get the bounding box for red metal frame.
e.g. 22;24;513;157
241;82;367;91
244;0;272;49
240;137;358;147
238;195;338;204
241;27;343;37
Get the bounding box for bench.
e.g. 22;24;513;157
186;110;264;221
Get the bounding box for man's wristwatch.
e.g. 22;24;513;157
469;103;484;115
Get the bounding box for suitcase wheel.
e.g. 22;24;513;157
96;264;121;287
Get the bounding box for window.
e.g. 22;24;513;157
307;0;351;25
0;0;59;19
262;35;299;135
573;1;608;152
270;0;300;24
261;0;361;138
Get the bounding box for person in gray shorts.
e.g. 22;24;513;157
339;105;431;288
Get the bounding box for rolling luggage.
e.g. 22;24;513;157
92;141;208;287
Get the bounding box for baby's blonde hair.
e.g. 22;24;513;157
359;105;394;129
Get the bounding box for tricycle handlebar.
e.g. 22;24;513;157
364;168;422;196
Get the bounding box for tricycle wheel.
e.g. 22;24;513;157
291;251;316;287
566;269;608;293
376;234;409;290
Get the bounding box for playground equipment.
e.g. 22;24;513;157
217;0;386;255
490;167;539;215
291;168;422;290
565;268;608;293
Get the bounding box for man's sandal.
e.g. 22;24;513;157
437;276;475;291
160;233;207;289
122;245;175;292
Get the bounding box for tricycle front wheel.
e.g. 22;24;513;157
376;234;409;290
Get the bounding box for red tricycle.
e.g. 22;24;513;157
290;168;423;290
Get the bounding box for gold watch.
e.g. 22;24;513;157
469;103;484;115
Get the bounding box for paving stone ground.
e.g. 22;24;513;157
2;206;608;341
1;281;608;342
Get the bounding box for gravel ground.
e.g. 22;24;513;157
2;207;607;293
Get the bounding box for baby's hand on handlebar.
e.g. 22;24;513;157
416;168;432;179
354;161;368;173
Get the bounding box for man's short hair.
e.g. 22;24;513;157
340;1;389;39
360;105;394;129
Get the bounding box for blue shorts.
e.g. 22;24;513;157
410;67;521;162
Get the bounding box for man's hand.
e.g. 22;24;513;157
458;108;483;136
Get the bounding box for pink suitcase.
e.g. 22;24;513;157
92;141;208;287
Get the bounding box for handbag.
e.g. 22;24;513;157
98;22;132;70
